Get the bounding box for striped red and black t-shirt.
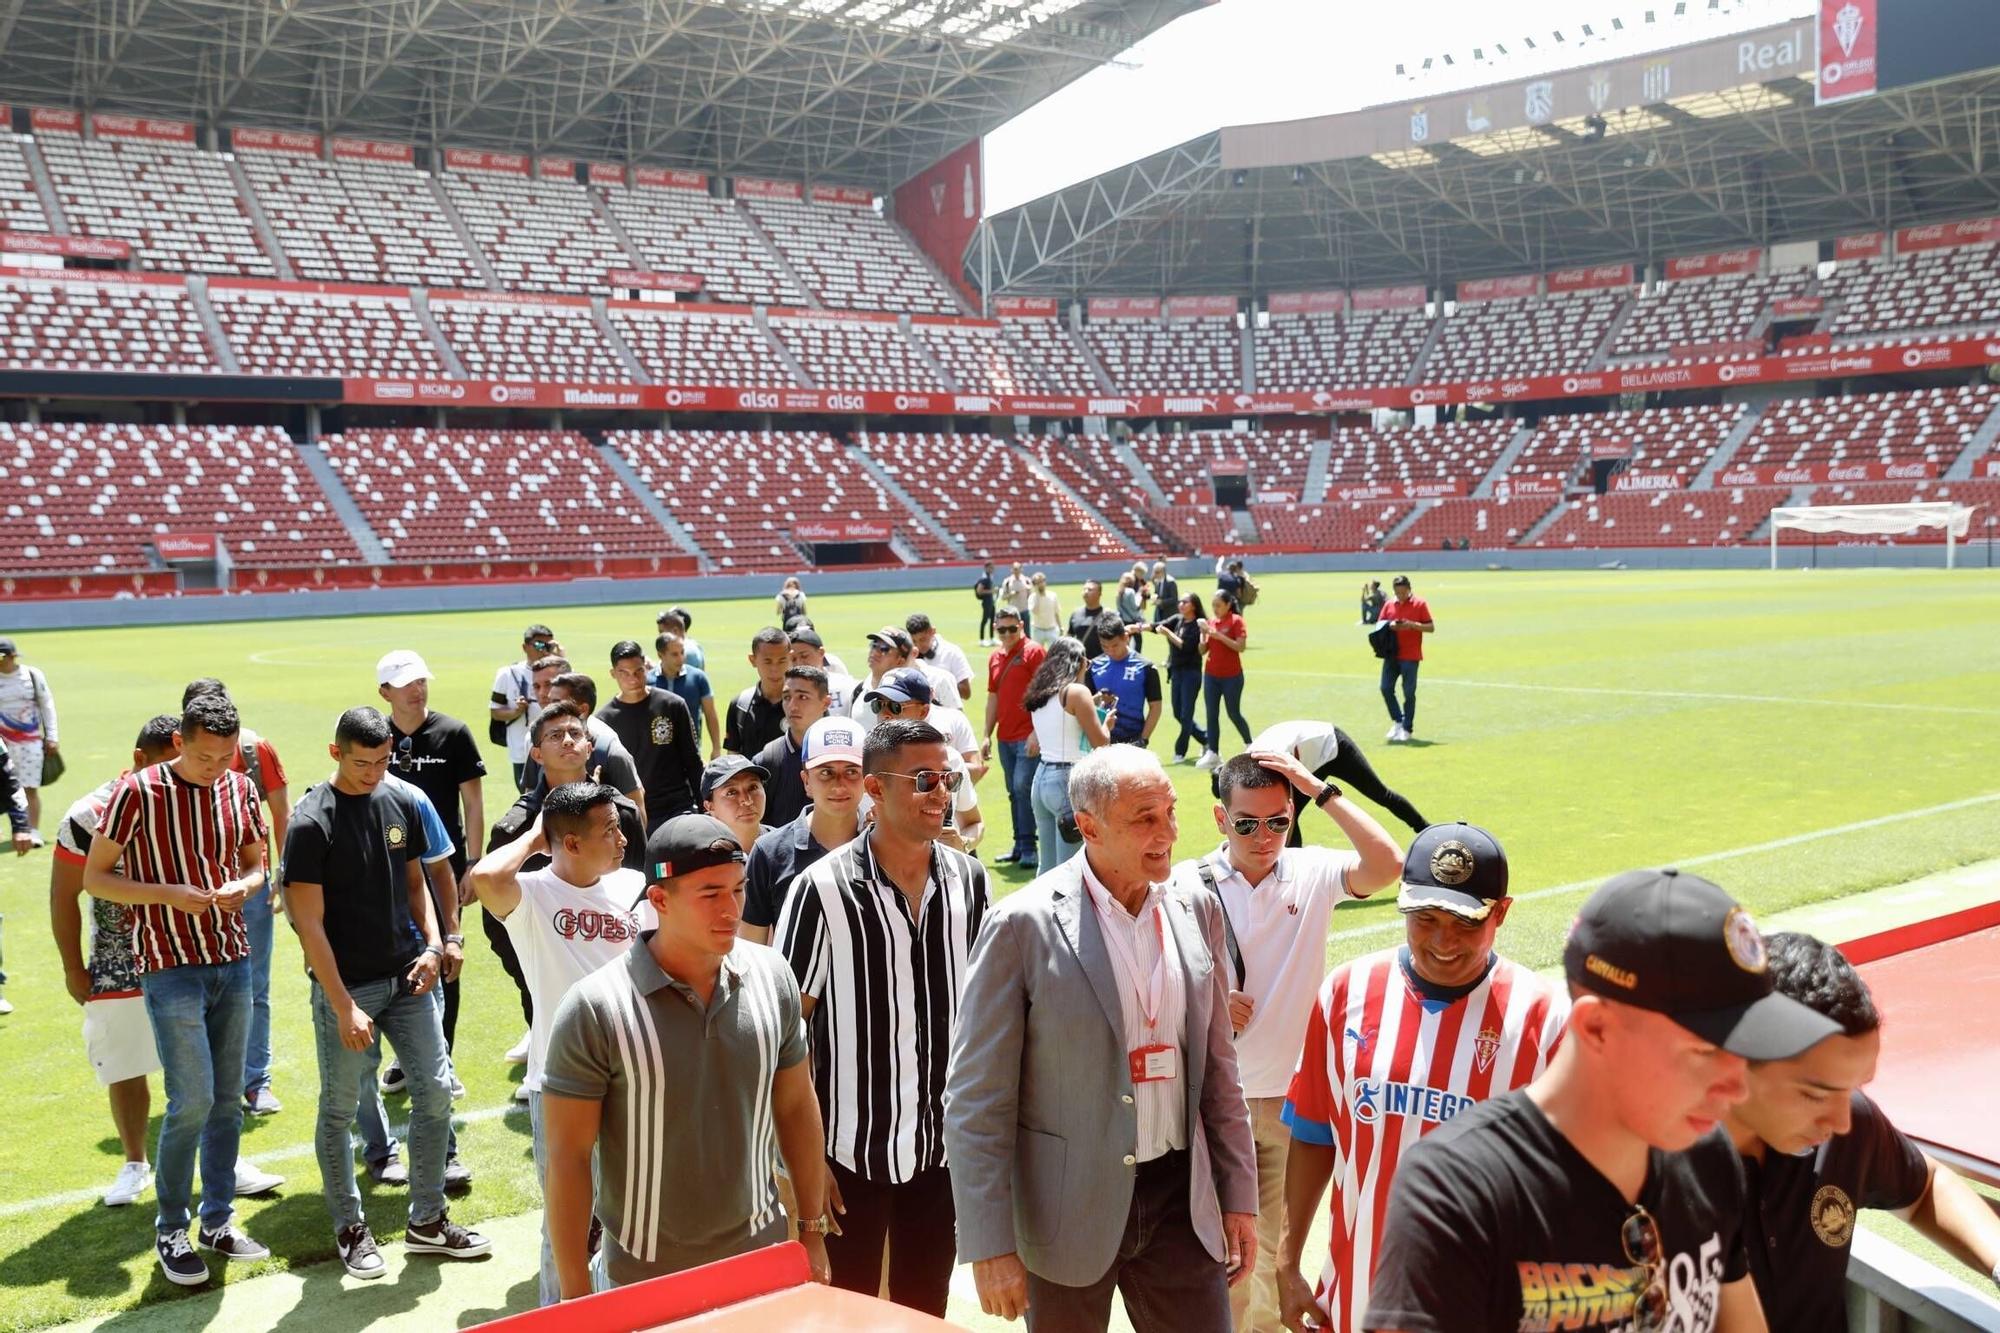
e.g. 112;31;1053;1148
96;763;267;974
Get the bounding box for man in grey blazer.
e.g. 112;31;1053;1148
945;744;1259;1331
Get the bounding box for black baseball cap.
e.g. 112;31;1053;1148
645;814;746;885
1564;869;1844;1061
789;627;825;650
1398;823;1509;921
700;754;769;802
0;637;16;655
863;667;933;707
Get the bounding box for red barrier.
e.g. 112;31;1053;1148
1267;290;1347;315
538;157;575;181
445;148;531;176
1351;282;1427;312
1896;216;2000;253
1665;247;1761;280
232;127;323;157
735;177;803;202
234;554;699;592
1166;294;1239;319
0;571;178;600
1546;263;1633;294
810;184;874;207
634;167;707;192
1457;274;1538;303
993;296;1058;318
91;114;193;144
332;137;415;165
1087;296;1161;320
1836;232;1887;260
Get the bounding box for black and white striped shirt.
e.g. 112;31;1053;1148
773;831;988;1183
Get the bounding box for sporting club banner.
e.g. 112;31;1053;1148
1088;296;1161;320
1493;477;1566;497
1836;231;1886;260
0;265;184;289
153;533;218;560
91;114;194;144
794;520;892;542
444;148;530;176
1895;216;2000;253
809;185;875;208
1351;283;1427;312
634;167;708;192
1665;248;1762;280
1546;264;1634;294
1816;0;1878;105
607;270;703;292
0;232;133;260
1609;472;1686;492
332;137;415;165
1771;296;1826;318
767;306;899;326
1456;274;1539;303
1330;479;1465;501
587;162;627;186
344;377;647;409
1267;290;1346;316
1716;460;1935;486
893;140;981;305
735;177;804;202
430;288;591;310
31;107;82;134
538;157;575;181
231;127;323;157
993;296;1058;318
1166;295;1239;320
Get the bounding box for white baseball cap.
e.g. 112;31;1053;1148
802;716;864;770
376;650;433;688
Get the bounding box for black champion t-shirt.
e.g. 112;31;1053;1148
388;710;486;863
1742;1091;1930;1332
283;780;432;986
1365;1090;1751;1333
597;688;701;829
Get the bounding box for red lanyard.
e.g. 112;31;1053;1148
1099;896;1168;1030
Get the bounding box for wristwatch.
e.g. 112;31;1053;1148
798;1215;835;1235
444;933;465;946
419;944;443;961
1314;781;1343;808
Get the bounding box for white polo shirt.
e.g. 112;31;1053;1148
1170;843;1359;1099
1251;720;1343;773
921;637;974;690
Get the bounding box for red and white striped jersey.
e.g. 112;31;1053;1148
1281;947;1568;1333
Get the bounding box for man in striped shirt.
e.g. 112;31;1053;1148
541;813;831;1297
83;693;272;1287
1276;822;1568;1333
773;718;989;1315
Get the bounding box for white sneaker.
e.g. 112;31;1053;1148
0;996;12;1015
104;1161;152;1207
1193;750;1221;772
1387;724;1403;742
234;1162;285;1197
504;1032;531;1065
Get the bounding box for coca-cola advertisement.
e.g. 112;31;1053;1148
1665;248;1762;280
1718;461;1935;486
810;184;875;208
1895;216;2000;253
91;114;193;143
1087;296;1162;320
1456;274;1539;303
736;177;804;202
231;127;324;157
1351;283;1427;312
893;140;981;309
445;148;530;176
31;107;83;134
587;162;627;186
1546;264;1634;294
538;157;576;181
1166;295;1239;320
1835;231;1886;261
633;167;708;192
1267;290;1347;316
993;296;1058;318
332;137;415;165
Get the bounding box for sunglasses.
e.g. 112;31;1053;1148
393;736;414;771
869;697;917;716
1228;814;1294;837
876;769;965;794
1620;1205;1669;1332
996;625;1022;635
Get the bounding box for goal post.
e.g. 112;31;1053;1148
1768;501;1976;569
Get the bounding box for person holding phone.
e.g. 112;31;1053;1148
493;625;558;791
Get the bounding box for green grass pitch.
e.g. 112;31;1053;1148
0;567;1996;1330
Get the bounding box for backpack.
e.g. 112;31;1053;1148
1369;622;1400;661
1239;577;1260;608
237;726;270;798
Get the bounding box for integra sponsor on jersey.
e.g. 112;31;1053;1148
1350;1077;1477;1126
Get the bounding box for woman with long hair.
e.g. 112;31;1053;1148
1021;636;1110;868
1150;591;1210;763
1195;589;1252;771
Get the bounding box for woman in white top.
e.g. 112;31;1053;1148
1021;636;1110;869
1027;572;1063;646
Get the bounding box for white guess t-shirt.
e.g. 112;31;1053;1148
500;865;648;1090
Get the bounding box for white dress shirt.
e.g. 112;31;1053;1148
1081;855;1188;1162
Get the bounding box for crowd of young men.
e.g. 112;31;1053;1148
17;577;1998;1332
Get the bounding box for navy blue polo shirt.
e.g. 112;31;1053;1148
741;806;843;930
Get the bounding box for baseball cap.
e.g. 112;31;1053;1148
866;626;914;655
801;717;864;770
645;813;746;885
700;754;770;802
375;650;433;688
524;623;553;642
1398;823;1509;921
863;667;933;708
789;627;825;650
0;637;16;655
1564;868;1844;1061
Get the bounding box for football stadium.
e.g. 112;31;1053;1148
0;0;1997;1329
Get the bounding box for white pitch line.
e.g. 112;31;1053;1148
1261;670;2000;718
0;1102;526;1221
1329;789;2000;944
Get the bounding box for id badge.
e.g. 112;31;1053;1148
1129;1044;1178;1083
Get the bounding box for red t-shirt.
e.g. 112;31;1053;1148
1380;597;1432;661
1204;612;1247;678
987;638;1047;742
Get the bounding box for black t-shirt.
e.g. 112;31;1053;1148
1743;1091;1929;1332
597;689;701;829
742;808;844;929
388;711;485;864
1366;1090;1751;1333
974;574;994;599
487;787;646;878
1155;613;1204;672
753;732;808;828
1067;606;1106;657
283;780;432;985
724;685;786;758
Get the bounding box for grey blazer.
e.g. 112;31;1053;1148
944;854;1259;1288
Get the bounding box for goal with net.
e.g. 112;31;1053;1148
1768;501;1976;568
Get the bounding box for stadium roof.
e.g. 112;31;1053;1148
973;25;2000;298
0;0;1200;188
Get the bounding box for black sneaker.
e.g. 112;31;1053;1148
337;1223;387;1280
379;1062;407;1095
156;1228;209;1286
366;1155;408;1187
442;1155;473;1192
196;1224;271;1262
404;1210;492;1259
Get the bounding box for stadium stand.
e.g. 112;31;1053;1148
1426;290;1625;382
1321;420;1517;491
608;303;795;387
859;431;1131;561
1249;499;1411;551
0;422;358;569
1540;403;1744;487
35;129;273;276
767;313;942;392
1393;494;1564;550
1734;385;1998;471
238;150;484;288
1531;485;1792;547
1131;430;1315;502
910;319;1046;395
1029;436;1174;551
1086;318;1243;394
210;284;447;378
1498;418;1593;491
1255;308;1436;391
740;196;959;314
1003;319;1103;392
0;272;216;372
1148;504;1242;552
600;180;805;307
1612;271;1811;362
1784;477;2000;539
320;428;666;560
1822;245;2000;340
608;429;954;571
429;294;628;382
0;134;49;233
439;165;630;297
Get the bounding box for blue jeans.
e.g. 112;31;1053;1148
1380;659;1421;732
139;957;252;1235
531;1090;558;1306
242;885;275;1096
1032;761;1080;869
1203;674;1251;753
1168;669;1208;759
354;985;457;1164
997;738;1038;862
310;976;453;1231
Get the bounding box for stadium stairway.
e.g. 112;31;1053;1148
587;190;651;273
752;307;814;387
1470;423;1539;498
593;299;652;383
410;290;469;377
1404;308;1446;384
593;438;712;569
1746;484;1818;541
1689;389;1782;488
429;175;504;291
1583;296;1637;372
224;155;296;281
1230;509;1259;544
1516;496;1573;546
1113;438;1169;506
848;445;969;559
1015;442;1147;552
1942;395;2000;479
1380;500;1435;547
906;317;959;391
18;138;67;233
1239;322;1257;393
734;199;824;310
292;435;392;565
1301;438;1333;503
185;277;241;373
1067;314;1121;394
